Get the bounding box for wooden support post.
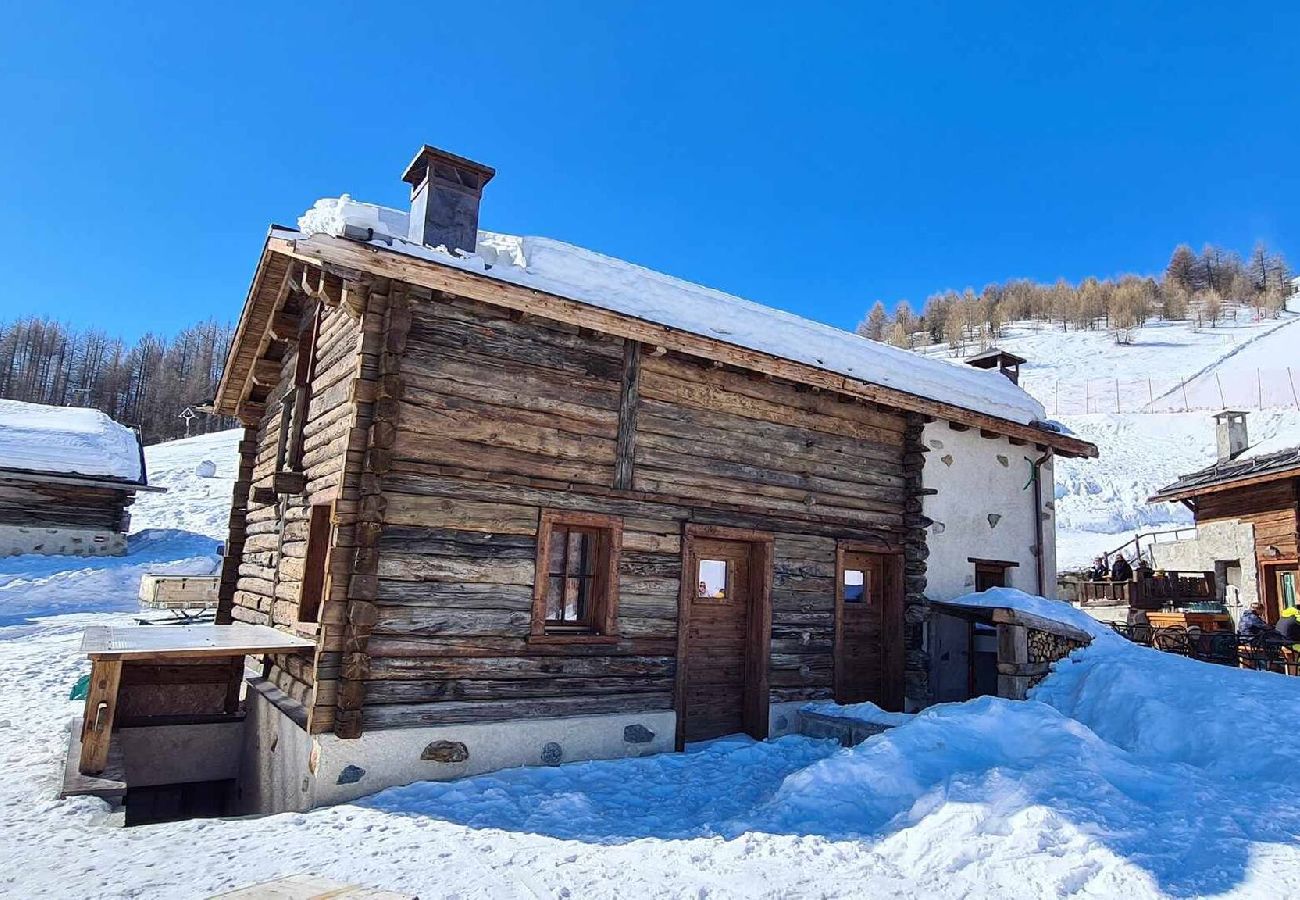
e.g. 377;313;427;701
79;659;122;775
613;339;642;491
225;656;246;714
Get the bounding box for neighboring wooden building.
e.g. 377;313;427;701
1150;413;1299;621
0;400;158;557
211;145;1096;811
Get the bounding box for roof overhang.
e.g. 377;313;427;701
218;231;1099;459
0;467;164;493
1149;465;1300;504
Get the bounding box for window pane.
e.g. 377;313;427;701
843;569;865;603
566;576;590;622
697;559;728;599
567;529;593;576
547;527;568;577
545;576;565;621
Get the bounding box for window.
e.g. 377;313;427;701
697;559;729;599
970;558;1018;592
842;566;868;604
298;503;333;624
532;510;622;640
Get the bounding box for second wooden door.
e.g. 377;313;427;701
683;537;757;742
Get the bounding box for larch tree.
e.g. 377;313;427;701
858;301;889;342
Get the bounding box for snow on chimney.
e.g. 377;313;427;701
401;145;495;255
1213;410;1249;462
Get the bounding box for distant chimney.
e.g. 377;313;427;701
1214;410;1249;462
401;145;495;255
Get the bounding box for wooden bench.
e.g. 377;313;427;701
76;624;314;777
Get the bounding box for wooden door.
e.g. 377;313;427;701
680;535;769;744
835;548;887;705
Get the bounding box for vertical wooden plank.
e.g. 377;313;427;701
612;339;642;491
673;525;696;751
224;656;247;714
881;553;906;711
79;659;122;775
531;510;555;638
746;539;773;740
298;504;333;623
833;543;846;703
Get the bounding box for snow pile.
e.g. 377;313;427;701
940;586;1121;641
0;399;142;481
295;197;1047;426
800;699;914;726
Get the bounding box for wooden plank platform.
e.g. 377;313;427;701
81;624;314;660
210;874;412;899
60;716;125;801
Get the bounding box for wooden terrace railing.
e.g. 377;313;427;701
1075;571;1217;611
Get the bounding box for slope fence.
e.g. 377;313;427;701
1024;368;1300;415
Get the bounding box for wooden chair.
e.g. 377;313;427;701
1152;626;1191;655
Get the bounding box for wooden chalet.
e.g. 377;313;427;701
194;145;1095;811
0;400;159;558
1151;433;1300;621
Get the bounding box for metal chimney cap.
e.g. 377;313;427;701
401;145;496;191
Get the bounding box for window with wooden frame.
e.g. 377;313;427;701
970;557;1018;592
297;503;333;624
532;510;622;641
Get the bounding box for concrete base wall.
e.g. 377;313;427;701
767;701;807;738
117;721;244;788
1149;520;1257;618
237;688;836;813
0;524;125;558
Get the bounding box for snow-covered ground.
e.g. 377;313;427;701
2;568;1299;896
2;313;1300;897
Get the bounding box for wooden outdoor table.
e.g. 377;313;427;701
77;624;313;776
1146;611;1233;632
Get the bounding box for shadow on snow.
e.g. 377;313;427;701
362;697;1299;897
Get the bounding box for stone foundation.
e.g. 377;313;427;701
0;524;126;558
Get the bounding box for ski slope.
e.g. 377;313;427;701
1011;310;1300;567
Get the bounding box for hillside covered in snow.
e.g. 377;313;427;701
967;308;1300;567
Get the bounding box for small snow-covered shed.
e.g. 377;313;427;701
0;400;158;557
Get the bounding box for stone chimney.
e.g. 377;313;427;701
1214;410;1249;462
401;145;495;255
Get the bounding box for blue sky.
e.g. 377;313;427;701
1;2;1296;339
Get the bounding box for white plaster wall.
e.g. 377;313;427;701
1149;520;1258;617
921;423;1056;600
0;524;125;558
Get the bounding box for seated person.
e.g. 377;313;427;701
1086;557;1109;581
1275;607;1300;648
1134;557;1154;579
1110;554;1134;583
1237;601;1270;640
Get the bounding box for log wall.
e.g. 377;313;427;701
223;286;373;722
356;291;914;730
0;477;132;531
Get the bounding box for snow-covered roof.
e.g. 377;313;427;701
0;400;143;483
294;197;1049;427
1150;444;1300;501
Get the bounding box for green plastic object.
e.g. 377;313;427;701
69;673;90;701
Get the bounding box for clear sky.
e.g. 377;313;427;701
1;2;1296;339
